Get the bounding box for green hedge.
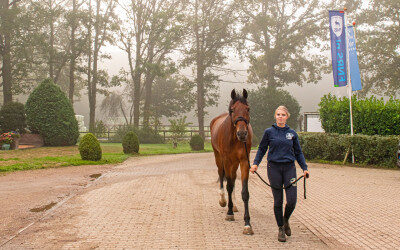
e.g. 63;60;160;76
319;94;400;135
298;132;399;168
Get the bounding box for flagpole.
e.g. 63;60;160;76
344;7;355;163
352;21;358;99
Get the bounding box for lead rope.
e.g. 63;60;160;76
243;142;307;199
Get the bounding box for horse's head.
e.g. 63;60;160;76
229;89;250;142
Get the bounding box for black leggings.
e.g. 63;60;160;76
267;162;297;227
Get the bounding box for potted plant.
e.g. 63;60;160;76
1;133;12;150
0;132;20;150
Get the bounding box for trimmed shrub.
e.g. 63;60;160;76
0;102;26;133
248;86;301;141
298;132;399;168
25;79;79;146
78;133;102;161
190;134;204;151
319;94;400;135
136;127;163;144
112;125;163;144
122;131;139;154
94;120;107;138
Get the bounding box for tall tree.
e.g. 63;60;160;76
183;0;236;139
0;0;14;104
63;0;90;103
237;0;326;89
151;77;195;129
141;0;186;127
0;0;40;104
118;0;153;128
36;0;70;84
357;0;400;96
87;0;117;132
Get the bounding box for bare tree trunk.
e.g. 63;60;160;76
133;31;142;128
69;0;77;103
49;0;55;80
143;44;155;128
196;65;205;139
89;0;100;133
1;0;13;104
194;0;205;139
126;39;141;129
87;0;93;132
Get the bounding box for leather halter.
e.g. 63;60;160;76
233;116;249;126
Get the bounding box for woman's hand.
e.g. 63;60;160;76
303;170;310;178
250;164;258;173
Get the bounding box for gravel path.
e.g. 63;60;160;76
1;152;399;249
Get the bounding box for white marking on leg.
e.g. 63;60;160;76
220;188;225;200
232;188;239;212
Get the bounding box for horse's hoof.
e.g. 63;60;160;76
225;214;235;221
219;200;227;207
243;225;254;235
233;205;238;212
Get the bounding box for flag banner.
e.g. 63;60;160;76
329;10;347;87
347;26;362;91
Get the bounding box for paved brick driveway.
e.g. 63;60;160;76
2;152;400;249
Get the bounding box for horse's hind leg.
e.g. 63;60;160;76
214;151;226;207
232;187;238;212
218;167;226;207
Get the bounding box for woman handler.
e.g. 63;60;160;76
250;106;309;242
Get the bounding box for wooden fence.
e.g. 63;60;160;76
79;125;211;142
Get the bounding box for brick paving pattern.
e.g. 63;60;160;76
2;152;400;249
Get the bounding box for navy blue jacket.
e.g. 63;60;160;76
253;124;308;171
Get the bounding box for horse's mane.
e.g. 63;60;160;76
228;94;248;114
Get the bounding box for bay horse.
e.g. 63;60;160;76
210;89;253;235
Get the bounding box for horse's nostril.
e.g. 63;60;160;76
237;131;248;140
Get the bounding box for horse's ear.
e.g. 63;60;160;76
231;89;236;100
243;89;248;99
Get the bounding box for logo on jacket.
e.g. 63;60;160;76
286;133;294;140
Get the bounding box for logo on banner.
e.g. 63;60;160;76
331;16;343;37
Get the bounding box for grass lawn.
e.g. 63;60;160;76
0;142;214;173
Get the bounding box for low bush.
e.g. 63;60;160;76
122;131;139;154
78;133;102;161
190;134;204;151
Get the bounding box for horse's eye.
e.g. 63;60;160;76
247;108;250;112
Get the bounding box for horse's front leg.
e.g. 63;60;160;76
241;159;254;235
225;176;235;221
